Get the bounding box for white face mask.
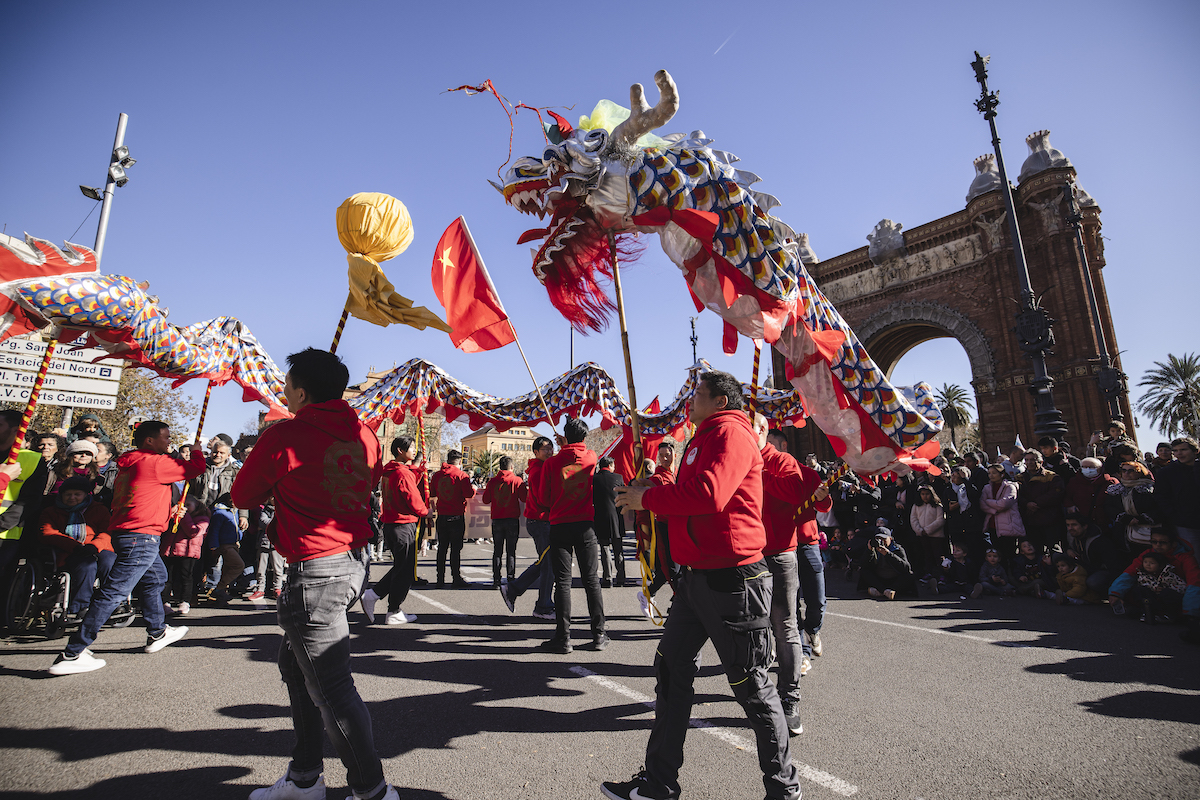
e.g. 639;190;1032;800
1082;467;1099;478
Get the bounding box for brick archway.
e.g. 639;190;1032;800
855;302;995;392
775;162;1133;459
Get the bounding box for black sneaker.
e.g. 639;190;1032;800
587;634;611;651
535;638;572;655
600;770;674;800
781;700;803;736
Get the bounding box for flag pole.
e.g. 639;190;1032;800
456;216;557;433
607;231;643;468
330;294;352;354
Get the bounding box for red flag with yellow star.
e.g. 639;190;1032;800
431;216;516;353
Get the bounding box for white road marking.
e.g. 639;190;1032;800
826;612;998;644
569;666;859;797
407;590;468;617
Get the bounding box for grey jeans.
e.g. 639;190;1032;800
644;563;799;799
277;548;385;797
767;551;802;705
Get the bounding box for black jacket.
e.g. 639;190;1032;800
1155;460;1200;529
592;469;625;544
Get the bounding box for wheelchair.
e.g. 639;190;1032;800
4;546;135;639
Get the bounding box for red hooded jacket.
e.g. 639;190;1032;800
231;399;382;563
520;458;548;522
381;460;428;524
541;442;597;525
761;443;831;554
636;467;675;551
643;410;765;569
110;448;207;535
483;469;523;520
430;463;475;516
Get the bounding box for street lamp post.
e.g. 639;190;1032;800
1062;181;1127;422
689;316;698;364
971;52;1068;441
70;113;135;430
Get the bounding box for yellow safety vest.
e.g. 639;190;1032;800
0;449;44;540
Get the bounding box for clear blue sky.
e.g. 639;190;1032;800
3;1;1196;451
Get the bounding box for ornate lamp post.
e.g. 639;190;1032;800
971;52;1068;440
1062;181;1127;421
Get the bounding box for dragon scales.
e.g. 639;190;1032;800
498;70;942;475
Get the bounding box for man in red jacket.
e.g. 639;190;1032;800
360;435;428;625
766;429;831;671
232;348;397;800
608;371;799;800
483;455;523;586
756;417;831;737
539;417;607;654
430;450;475;587
501;436;555;619
49;420;206;676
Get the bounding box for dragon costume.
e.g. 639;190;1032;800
0;233;288;417
495;70;942;475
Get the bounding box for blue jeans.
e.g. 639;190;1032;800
796;542;826;658
65;532;168;657
508;519;554;614
277;548;385;797
65;547;118;614
766;551;801;704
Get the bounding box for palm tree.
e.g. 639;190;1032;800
1136;353;1200;439
470;449;502;479
934;383;974;449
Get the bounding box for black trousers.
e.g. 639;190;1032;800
643;563;799;799
435;516;466;582
372;522;417;612
492;518;520;584
549;520;606;643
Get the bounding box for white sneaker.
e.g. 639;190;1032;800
499;577;515;613
145;624;188;653
177;602;191;616
386;610;416;625
638;591;652;620
249;773;326;799
345;784;400;800
360;588;380;624
48;649;106;675
800;656;812;676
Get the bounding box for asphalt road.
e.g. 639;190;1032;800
1;538;1197;800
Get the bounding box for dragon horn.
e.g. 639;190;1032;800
611;70;679;147
487;179;505;195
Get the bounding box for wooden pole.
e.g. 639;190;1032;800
749;338;762;416
170;380;214;532
6;338;59;464
608;231;643;470
330;296;352;354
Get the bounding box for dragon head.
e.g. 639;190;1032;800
498;72;680;330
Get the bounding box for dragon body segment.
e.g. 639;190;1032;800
0;233;288;416
499;70;942;474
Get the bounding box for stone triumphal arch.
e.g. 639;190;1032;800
775;130;1133;459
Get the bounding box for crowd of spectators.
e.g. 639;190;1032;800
817;423;1200;644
